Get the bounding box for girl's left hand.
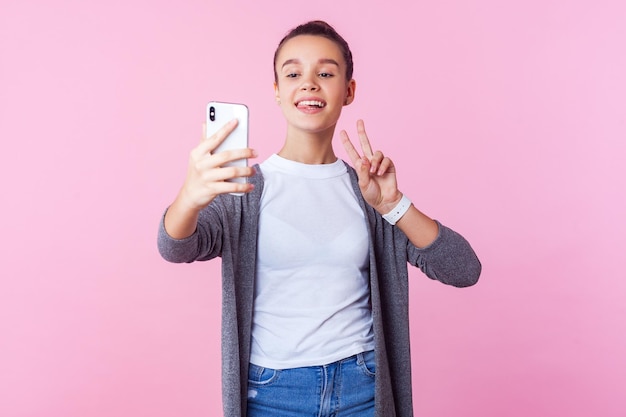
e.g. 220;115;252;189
340;119;403;214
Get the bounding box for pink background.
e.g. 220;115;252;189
1;0;625;416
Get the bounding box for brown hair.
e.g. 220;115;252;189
273;20;354;84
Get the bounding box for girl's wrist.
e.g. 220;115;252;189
381;193;412;225
177;188;209;214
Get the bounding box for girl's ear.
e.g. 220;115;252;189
344;79;356;106
274;82;280;104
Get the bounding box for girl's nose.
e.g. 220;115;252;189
300;75;319;91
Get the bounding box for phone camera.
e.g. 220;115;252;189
209;106;216;121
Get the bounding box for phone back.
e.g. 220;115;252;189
205;101;249;189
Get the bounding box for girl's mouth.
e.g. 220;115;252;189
296;100;326;109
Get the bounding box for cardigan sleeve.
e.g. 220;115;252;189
406;221;481;287
157;202;225;263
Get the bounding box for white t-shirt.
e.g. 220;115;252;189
250;154;375;369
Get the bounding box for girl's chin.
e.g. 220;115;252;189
290;121;338;135
285;113;341;133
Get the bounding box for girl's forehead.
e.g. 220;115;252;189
277;35;344;63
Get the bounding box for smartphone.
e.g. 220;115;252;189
205;101;249;193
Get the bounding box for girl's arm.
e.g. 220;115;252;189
340;120;481;287
394;203;439;249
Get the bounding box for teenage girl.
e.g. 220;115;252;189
158;20;481;417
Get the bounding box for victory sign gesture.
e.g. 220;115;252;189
340;119;439;248
340;119;403;215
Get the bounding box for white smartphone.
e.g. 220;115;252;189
205;101;249;192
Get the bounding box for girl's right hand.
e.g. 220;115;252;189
163;119;257;240
179;119;257;212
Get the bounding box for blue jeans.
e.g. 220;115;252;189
247;350;376;417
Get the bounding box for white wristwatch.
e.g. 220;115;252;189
382;194;412;225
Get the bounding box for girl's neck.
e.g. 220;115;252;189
277;126;338;164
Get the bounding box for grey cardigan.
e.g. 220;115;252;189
158;162;481;417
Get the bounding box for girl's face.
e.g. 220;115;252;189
274;35;355;137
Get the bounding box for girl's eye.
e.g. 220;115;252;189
286;73;299;78
319;72;333;78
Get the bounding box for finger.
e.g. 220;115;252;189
191;138;217;160
341;130;372;184
191;148;258;181
194;118;239;158
202;178;256;196
340;129;362;166
354;154;372;189
207;119;239;151
210;147;257;168
377;156;395;176
193;122;211;156
221;166;257;181
199;165;257;183
369;150;384;174
357;119;374;159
